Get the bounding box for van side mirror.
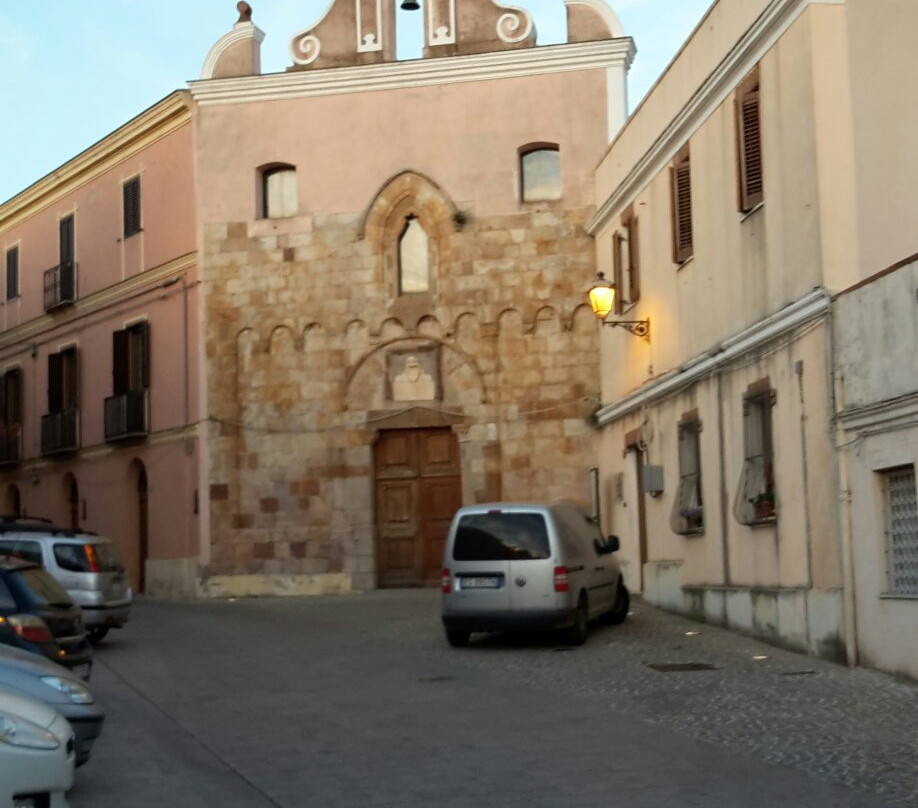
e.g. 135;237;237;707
606;535;620;553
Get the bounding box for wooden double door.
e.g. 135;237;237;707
374;428;462;588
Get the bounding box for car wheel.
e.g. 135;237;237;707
87;627;110;645
608;578;630;624
446;629;470;647
565;593;589;646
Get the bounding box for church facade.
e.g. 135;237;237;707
189;0;633;595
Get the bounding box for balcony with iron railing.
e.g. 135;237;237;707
104;389;149;442
0;424;22;466
43;261;76;311
41;409;80;456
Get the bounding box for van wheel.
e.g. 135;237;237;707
446;629;470;648
87;627;109;645
565;594;589;646
608;578;630;625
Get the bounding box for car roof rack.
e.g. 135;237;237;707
0;516;96;537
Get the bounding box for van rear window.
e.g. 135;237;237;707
53;542;124;573
453;513;550;561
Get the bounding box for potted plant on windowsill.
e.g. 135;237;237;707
679;504;704;531
749;490;776;520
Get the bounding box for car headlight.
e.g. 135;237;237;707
0;713;60;750
40;676;93;705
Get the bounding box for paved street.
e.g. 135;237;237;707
69;590;918;808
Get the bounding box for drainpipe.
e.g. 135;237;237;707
828;304;859;668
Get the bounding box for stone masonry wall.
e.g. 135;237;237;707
203;177;600;591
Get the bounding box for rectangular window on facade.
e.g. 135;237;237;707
881;465;918;596
672;413;703;534
671;145;693;263
5;247;18;301
48;348;79;414
59;214;74;267
113;322;149;395
123;177;142;238
736;68;763;212
262;167;297;219
611;206;640;314
738;381;776;523
0;369;22;428
520;146;561;202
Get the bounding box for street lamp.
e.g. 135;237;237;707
587;272;650;342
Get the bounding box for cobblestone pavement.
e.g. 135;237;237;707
69;589;918;807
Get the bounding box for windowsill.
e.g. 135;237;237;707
879;592;918;601
675;255;694;271
740;202;764;222
677;527;705;538
747;516;777;528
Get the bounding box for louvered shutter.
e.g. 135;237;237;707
60;216;74;265
123;177;141;237
137;322;150;389
739;83;763;211
113;328;130;396
7;370;21;426
612;232;624;315
671;151;693;263
48;353;64;414
626;213;640;304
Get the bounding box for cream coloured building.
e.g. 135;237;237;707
589;0;918;677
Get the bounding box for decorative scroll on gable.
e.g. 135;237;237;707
288;0;541;71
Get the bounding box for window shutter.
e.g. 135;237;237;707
60;216;74;265
48;353;64;414
738;82;763;211
63;349;79;410
625;213;640;304
123;177;141;237
113;328;130;395
612;231;624;315
5;247;18;301
671;151;693;263
138;321;150;389
7;370;21;426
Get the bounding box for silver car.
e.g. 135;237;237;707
0;518;131;644
441;502;629;647
0;644;104;766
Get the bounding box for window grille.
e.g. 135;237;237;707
882;465;918;596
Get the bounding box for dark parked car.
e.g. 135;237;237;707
0;556;93;680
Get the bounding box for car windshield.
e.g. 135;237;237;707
54;541;123;573
453;512;550;561
5;568;73;608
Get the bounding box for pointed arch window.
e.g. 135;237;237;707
398;215;429;294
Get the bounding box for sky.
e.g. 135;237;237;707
0;0;712;204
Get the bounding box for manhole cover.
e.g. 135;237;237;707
646;662;719;672
780;670;817;677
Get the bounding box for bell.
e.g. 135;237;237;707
401;0;420;10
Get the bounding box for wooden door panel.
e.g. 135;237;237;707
375;428;462;588
375;431;419;479
376;479;420;585
419;430;461;477
420;476;463;583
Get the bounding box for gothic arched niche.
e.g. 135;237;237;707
361;171;459;301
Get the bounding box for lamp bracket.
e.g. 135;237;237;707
602;318;650;342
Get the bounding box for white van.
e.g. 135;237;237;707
441;502;629;647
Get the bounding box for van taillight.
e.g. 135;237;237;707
84;544;100;573
7;614;54;644
442;569;452;594
553;566;569;592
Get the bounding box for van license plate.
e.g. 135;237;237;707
461;576;500;589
